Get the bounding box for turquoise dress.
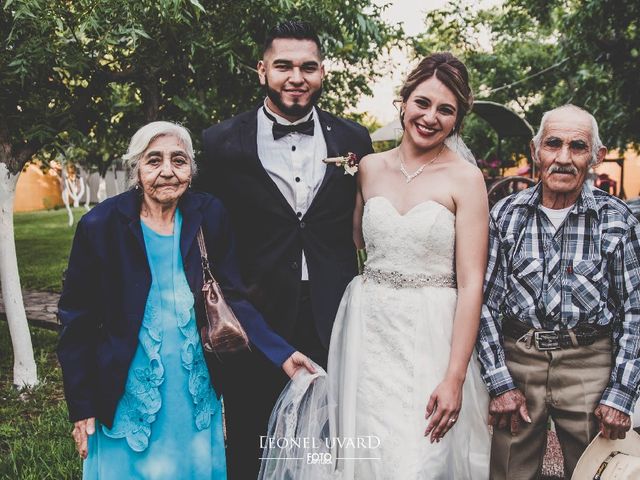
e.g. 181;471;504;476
83;210;226;479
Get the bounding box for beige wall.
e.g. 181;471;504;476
14;164;63;212
594;149;640;199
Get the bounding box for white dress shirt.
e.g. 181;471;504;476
257;101;328;280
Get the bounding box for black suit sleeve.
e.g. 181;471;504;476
204;200;296;367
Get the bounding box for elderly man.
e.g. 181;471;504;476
477;104;640;479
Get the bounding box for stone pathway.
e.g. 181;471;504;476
0;290;60;330
542;430;564;478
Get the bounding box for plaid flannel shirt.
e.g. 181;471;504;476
477;183;640;414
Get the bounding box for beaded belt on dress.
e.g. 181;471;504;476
362;266;456;289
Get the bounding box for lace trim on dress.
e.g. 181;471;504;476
102;296;164;452
102;285;217;451
175;275;217;430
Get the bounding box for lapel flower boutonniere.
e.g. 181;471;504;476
323;152;360;176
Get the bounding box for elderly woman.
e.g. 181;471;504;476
57;121;313;479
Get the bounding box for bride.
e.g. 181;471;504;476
260;52;491;480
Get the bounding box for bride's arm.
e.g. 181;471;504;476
448;166;489;381
425;165;489;442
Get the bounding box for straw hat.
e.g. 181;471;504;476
572;431;640;479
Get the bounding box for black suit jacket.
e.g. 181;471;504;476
197;107;373;347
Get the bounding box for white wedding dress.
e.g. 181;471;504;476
327;196;491;480
259;195;491;480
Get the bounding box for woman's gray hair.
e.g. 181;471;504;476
123;121;197;188
531;104;604;166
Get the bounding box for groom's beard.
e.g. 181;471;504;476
265;80;323;120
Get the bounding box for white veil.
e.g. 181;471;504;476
258;364;338;480
445;134;477;165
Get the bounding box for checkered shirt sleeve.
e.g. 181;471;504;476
599;224;640;414
476;215;517;397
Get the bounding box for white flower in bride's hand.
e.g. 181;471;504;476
323;152;360;176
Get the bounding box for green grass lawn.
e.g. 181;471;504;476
0;319;80;479
14;208;87;293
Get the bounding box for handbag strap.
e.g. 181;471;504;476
196;227;216;284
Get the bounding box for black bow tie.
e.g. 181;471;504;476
263;107;315;140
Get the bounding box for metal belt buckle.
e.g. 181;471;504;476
534;331;560;351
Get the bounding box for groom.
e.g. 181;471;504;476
197;20;373;479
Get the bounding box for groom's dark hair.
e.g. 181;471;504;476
263;21;323;59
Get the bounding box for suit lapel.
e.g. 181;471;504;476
117;190;147;255
178;191;203;268
310;109;342;209
239;108;260;165
319;109;341;157
127;219;146;255
240;108;297;216
116;190;151;322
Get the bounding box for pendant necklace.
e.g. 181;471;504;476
399;144;446;184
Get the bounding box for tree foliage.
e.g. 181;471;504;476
412;0;639;163
1;0;401;174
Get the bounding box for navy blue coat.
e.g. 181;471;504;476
57;189;294;427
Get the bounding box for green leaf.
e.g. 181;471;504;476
134;28;151;40
189;0;205;13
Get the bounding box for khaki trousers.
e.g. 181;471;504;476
490;335;612;480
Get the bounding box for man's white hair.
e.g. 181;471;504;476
531;104;604;166
123;121;197;188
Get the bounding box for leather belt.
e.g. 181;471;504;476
503;318;611;351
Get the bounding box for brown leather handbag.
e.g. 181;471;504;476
197;227;250;356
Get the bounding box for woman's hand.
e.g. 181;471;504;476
72;417;95;459
424;376;463;443
282;351;317;379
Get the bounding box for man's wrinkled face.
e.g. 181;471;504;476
533;109;599;199
257;38;324;121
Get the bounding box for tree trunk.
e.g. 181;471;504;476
0;163;38;387
112;164;121;196
97;174;107;203
60;169;75;227
84;183;91;210
72;177;83;208
81;169;91;211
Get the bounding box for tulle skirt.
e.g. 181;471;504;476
260;277;491;479
328;277;491;479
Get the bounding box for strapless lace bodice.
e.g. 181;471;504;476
363;196;455;277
